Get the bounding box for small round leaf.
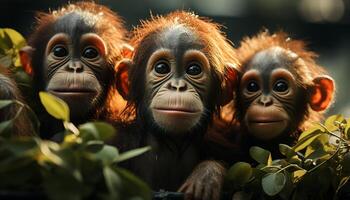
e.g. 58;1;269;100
227;162;253;186
279;144;296;158
249;146;272;165
262;172;286;196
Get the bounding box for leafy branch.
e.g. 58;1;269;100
227;115;350;200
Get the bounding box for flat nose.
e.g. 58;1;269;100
67;60;83;72
258;95;273;106
167;79;187;92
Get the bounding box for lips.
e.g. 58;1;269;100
49;88;96;94
154;107;200;114
249;119;284;123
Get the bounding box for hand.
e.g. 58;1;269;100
178;160;226;200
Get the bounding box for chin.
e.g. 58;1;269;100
247;120;288;141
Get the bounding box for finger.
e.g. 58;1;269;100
184;184;195;200
212;188;220;200
178;182;189;192
202;185;212;200
194;182;204;200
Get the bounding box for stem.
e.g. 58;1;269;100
307;140;341;174
276;164;304;174
319;123;348;143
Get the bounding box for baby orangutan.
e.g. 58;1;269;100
114;11;238;200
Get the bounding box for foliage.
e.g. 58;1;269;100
0;93;151;200
0;28;36;108
227;115;350;200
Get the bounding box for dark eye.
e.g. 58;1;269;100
83;47;99;59
154;61;170;74
186;63;202;76
274;80;289;93
53;46;68;57
246;81;260;92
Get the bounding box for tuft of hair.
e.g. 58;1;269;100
0;67;34;136
29;1;126;63
131;10;238;75
237;30;331;131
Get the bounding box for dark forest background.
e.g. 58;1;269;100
1;0;349;117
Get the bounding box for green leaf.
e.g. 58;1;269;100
43;167;85;200
0;120;13;137
63;121;79;135
115;167;152;200
79;122;116;141
345;118;350;139
0;28;25;53
1;28;26;49
262;172;286;196
279;144;296;158
227;162;253;186
13;53;21;67
325;114;345;132
0;100;13;109
293;131;323;152
0;39;9;52
103;166;122;199
114;146;151;163
304;134;331;159
39;92;70;121
249;146;272;165
298;125;324;141
288;155;302;166
3;137;37;156
292;170;306;183
0;30;13;50
94;145;119;164
85;140;104;153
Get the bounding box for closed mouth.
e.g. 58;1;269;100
50;88;96;93
154;107;200;113
249;119;284;124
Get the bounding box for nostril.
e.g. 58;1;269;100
263;100;273;106
167;82;177;90
178;84;187;92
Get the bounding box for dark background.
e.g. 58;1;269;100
1;0;349;117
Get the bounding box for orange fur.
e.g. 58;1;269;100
122;11;239;121
236;30;332;131
28;1;128;121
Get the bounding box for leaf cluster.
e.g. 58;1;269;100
0;28;35;107
0;92;151;200
227;115;350;200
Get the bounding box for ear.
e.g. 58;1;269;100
220;63;239;106
121;43;134;59
309;75;335;111
115;59;133;100
19;46;34;76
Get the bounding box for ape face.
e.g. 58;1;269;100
144;26;212;134
239;47;307;140
37;13;114;122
